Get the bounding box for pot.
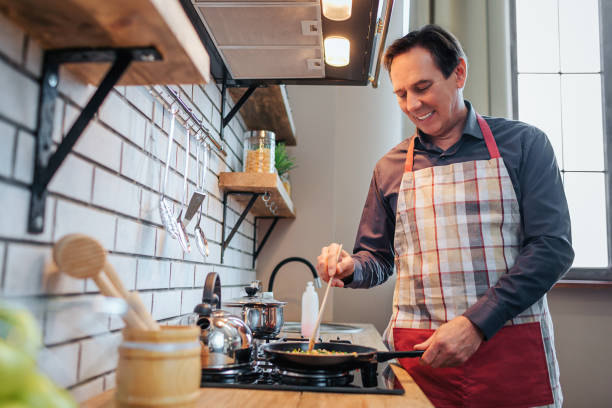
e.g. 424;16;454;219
195;273;253;369
224;280;287;339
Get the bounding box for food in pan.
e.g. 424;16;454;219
289;348;358;356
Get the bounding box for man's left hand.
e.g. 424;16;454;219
413;316;484;368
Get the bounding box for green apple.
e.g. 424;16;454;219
15;372;77;408
0;306;42;358
0;340;34;399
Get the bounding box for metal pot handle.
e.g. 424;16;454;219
202;272;221;309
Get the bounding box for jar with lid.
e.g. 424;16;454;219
243;130;275;173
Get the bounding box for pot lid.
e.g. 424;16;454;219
224;291;287;307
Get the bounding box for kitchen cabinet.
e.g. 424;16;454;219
81;324;434;408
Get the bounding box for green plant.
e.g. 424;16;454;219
275;143;297;176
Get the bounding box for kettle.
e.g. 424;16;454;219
194;272;253;369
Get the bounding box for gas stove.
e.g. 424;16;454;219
200;337;405;395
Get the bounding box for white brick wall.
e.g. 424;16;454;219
0;18;259;403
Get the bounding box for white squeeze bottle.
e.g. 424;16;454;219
301;281;319;338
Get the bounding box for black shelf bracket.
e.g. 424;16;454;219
219;74;259;140
28;47;162;233
221;191;281;265
252;217;280;268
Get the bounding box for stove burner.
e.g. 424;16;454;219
279;367;354;387
201;364;255;384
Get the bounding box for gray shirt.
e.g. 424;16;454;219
347;101;574;339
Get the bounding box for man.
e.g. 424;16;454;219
317;25;573;407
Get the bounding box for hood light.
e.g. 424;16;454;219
322;0;352;21
324;36;350;67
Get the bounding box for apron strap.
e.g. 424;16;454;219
404;112;501;172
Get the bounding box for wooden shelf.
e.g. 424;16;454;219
228;85;296;146
0;0;210;85
219;172;295;218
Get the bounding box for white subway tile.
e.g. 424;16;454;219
0;121;15;177
92;168;140;218
148;125;167;163
58;69;96;108
140;189;162;226
136;259;170;290
0;183;54;242
99;92;130;137
193;86;213;120
211;109;221;134
207;242;221;265
166;169;185;203
24;35;43;77
151;290;181;320
207;196;223;222
125;86;153;118
155;229;184;260
86;254;137;293
75;121;122;172
121;143;160;190
44;268;85;295
115;217;156;256
127;109;147;148
54;199;116;249
3;243;50;296
205;83;222;110
38;342;79;388
181;289;201;314
104;372;116;390
14;130;35;184
44;296;109;344
194;265;211;287
70;377;104;404
48;154;93;203
153;101;163;128
170;262;194;288
79;332;121;381
179;84;193;99
0;14;24;63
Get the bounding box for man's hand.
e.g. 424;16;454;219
316;243;355;287
414;316;484;368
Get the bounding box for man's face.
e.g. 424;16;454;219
390;46;466;138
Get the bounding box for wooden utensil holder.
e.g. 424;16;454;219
116;325;201;408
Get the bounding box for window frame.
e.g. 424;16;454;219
510;0;612;281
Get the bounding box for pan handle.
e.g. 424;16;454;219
376;350;424;362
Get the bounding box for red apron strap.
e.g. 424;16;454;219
404;134;416;172
404;112;501;173
476;113;501;159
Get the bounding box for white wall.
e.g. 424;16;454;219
0;14;256;403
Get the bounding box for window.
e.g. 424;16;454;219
511;0;612;280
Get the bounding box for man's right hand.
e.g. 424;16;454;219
316;243;355;287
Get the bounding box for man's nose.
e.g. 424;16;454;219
405;94;421;113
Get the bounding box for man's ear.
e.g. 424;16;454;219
455;58;467;89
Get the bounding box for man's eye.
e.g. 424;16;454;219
416;84;430;92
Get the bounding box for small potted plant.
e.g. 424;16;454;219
274;142;296;196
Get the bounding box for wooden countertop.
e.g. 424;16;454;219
82;324;433;408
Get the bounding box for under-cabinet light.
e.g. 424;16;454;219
322;0;352;21
324;36;350;67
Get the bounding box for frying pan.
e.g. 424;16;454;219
263;341;423;371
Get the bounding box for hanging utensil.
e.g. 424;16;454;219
307;244;343;352
175;127;191;253
159;107;180;239
194;142;210;258
183;135;207;227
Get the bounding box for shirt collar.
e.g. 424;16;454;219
415;100;483;149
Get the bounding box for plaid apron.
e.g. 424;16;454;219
384;114;561;407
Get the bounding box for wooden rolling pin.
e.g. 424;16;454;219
53;234;159;331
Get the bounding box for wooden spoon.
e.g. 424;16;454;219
308;244;342;352
53;234;158;330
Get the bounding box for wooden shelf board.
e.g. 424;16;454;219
228;85;296;146
0;0;210;85
219;172;295;218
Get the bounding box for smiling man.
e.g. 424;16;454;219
316;25;573;407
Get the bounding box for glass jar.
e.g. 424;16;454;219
243;130;275;173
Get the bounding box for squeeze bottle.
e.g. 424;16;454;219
301;281;319;338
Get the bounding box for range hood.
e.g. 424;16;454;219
179;0;393;87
